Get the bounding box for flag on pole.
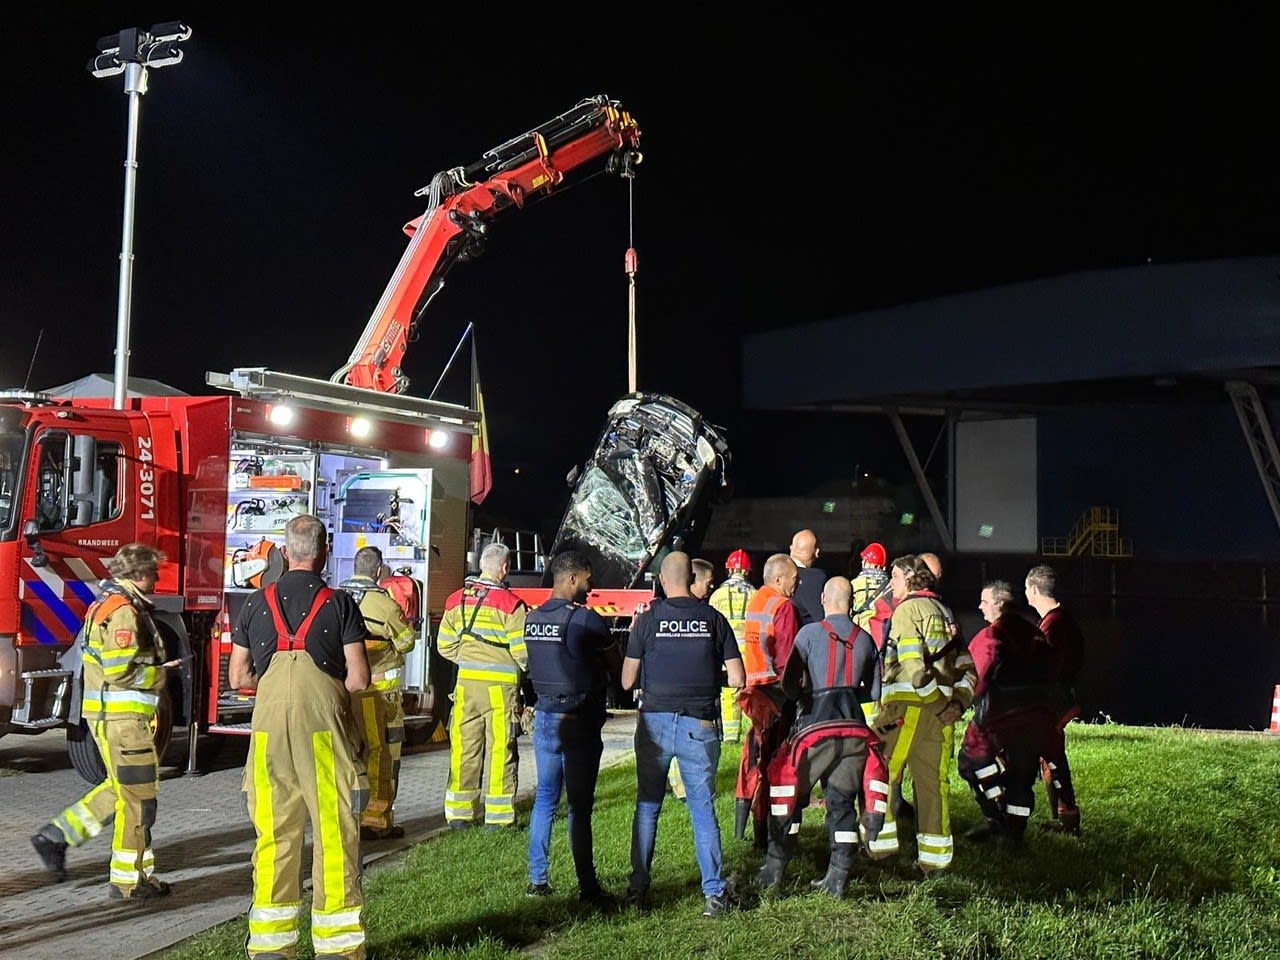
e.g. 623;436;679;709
469;339;493;505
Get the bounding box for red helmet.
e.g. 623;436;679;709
860;542;886;568
725;549;751;572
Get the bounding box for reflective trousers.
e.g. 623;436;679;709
721;686;743;742
446;678;519;826
53;715;158;894
352;688;406;830
244;652;368;960
872;705;955;873
959;716;1048;837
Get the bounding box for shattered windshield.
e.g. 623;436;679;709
0;429;24;539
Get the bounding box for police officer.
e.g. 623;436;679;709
622;552;744;918
228;515;371;960
32;544;178;899
437;542;528;828
523;550;621;905
341;545;416;841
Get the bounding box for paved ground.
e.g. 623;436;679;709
0;713;639;960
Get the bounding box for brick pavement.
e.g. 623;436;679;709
0;713;638;960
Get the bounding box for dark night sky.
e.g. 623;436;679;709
3;8;1278;533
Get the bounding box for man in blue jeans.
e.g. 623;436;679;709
622;551;745;917
523;550;622;906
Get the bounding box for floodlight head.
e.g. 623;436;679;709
143;43;184;68
148;21;192;43
88;52;126;78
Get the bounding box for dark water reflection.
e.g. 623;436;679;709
950;596;1280;731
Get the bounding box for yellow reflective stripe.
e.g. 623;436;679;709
312;729;344;913
447;685;466;808
487;684;506;808
248;902;302;951
457;666;519;683
938;722;953;834
250;732;277;906
312;908;364;952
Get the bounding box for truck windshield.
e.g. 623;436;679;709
0;429;23;539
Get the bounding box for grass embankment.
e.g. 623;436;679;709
164;724;1280;960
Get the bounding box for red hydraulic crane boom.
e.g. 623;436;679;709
331;94;642;394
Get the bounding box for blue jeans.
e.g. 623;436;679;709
528;708;605;892
629;711;726;898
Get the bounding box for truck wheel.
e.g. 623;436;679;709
67;692;175;784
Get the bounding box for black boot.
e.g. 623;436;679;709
31;826;67;882
810;847;855;897
756;852;788;892
891;783;915;820
734;799;751;841
963;819;1005;842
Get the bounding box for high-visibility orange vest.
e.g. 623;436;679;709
742;585;787;686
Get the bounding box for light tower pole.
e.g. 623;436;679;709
88;22;191;409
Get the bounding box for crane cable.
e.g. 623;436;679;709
625;174;638;394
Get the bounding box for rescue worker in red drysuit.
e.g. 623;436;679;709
1025;564;1085;833
958;580;1059;846
734;553;801;848
756;577;887;898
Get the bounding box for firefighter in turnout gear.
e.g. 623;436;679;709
32;544;178;899
850;542;889;637
868;555;975;874
229;515;371;960
437;542;528;828
709;549;756;742
341;546;416;841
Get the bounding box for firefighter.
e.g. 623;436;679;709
867;555;975;874
228;515;371;960
31;544;178;899
709;549;757;743
379;564;423;631
757;577;885;898
959;580;1058;846
437;542;528;828
850;542;888;637
734;553;801;847
340;545;416;841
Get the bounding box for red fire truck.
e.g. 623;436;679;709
0;95;646;780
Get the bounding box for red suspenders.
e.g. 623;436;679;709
263;583;333;651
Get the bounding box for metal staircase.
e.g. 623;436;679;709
1041;506;1133;557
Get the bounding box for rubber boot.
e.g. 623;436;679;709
734;799;751;841
756;852;788;892
809;846;855;897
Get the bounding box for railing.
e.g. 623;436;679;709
1042;507;1133;558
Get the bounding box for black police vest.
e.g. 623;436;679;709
640;599;720;703
524;603;594;712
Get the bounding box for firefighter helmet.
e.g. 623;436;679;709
725;549;751;573
860;542;887;568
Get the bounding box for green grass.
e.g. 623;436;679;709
162;723;1280;959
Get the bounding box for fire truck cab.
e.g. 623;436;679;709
0;371;475;780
